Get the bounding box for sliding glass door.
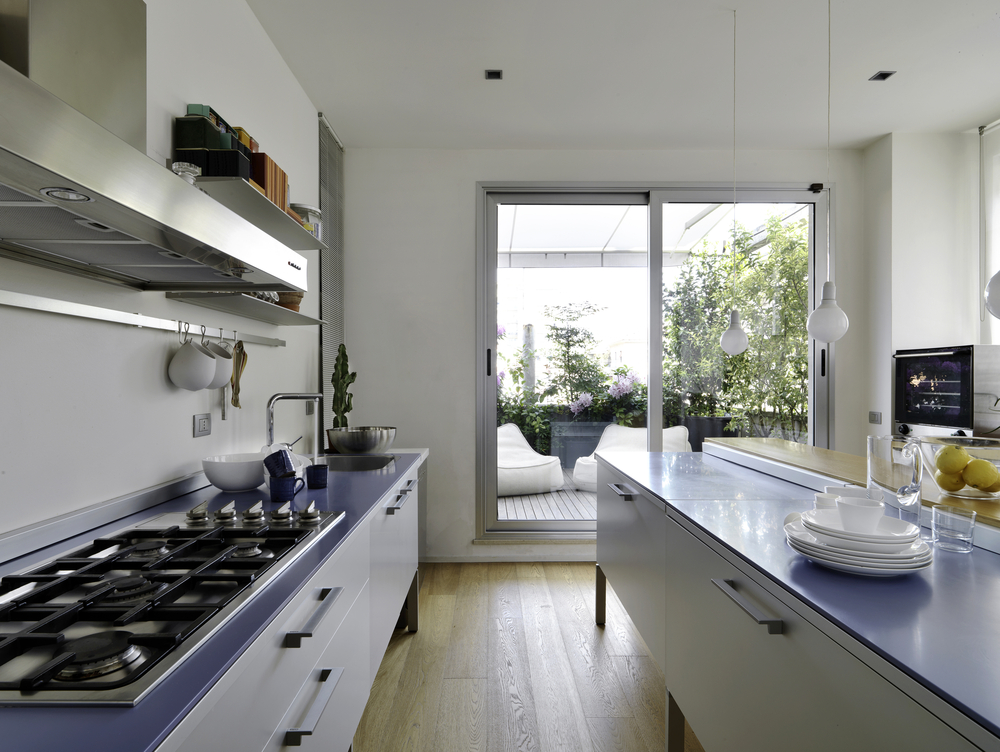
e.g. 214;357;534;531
477;186;829;539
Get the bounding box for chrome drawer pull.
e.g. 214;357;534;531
711;578;783;635
284;587;344;648
284;666;344;746
401;478;417;493
386;492;409;515
608;483;636;500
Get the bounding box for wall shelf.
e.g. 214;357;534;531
166;292;324;326
194;177;326;252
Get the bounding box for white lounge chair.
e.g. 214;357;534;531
497;423;564;496
572;424;692;493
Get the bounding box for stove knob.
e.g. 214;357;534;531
186;501;210;522
243;501;265;522
299;502;321;523
214;501;237;521
271;502;292;521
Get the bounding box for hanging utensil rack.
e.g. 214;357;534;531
0;289;285;347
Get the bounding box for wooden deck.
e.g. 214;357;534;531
498;470;596;521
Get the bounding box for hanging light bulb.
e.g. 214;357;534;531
720;10;749;357
986;270;1000;318
808;0;849;344
807;281;849;342
721;309;750;356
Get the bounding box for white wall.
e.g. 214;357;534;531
863;135;894;434
891;133;980;351
344;147;867;562
0;0;320;535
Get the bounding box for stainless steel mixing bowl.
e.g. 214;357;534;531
326;426;396;454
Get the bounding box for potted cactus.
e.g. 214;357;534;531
330;343;356;429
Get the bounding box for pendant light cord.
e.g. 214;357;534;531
826;0;832;283
732;9;737;300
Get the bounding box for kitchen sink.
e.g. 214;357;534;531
316;454;396;472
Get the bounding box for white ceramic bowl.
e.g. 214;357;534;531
203;453;265;492
836;497;886;534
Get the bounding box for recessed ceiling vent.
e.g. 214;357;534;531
485;69;503;80
868;70;896;81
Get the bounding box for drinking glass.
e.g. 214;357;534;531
932;506;976;553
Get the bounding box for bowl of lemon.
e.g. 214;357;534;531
920;436;1000;499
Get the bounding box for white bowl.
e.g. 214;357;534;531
203;453;265;492
836;497;886;534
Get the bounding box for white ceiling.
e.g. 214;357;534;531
246;0;1000;151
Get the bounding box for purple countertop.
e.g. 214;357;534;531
598;450;1000;742
0;453;422;752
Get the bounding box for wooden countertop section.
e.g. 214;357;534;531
705;437;1000;529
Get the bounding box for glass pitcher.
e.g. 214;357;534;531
867;434;924;530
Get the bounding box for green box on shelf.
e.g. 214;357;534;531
173;148;250;180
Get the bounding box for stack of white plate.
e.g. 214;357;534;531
785;508;932;577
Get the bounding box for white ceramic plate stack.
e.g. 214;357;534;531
785;508;932;577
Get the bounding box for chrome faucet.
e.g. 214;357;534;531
266;393;323;460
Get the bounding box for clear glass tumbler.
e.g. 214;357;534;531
932;506;976;553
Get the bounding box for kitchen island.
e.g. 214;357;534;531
0;451;425;752
596;444;1000;752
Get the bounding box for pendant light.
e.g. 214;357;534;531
806;0;849;343
720;9;749;357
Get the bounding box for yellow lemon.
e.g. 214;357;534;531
962;458;1000;490
935;445;971;474
935;470;967;493
983;477;1000;494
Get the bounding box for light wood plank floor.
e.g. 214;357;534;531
354;562;705;752
498;470;597;521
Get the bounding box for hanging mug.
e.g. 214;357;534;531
168;324;216;391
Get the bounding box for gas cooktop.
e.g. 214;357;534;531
0;500;344;706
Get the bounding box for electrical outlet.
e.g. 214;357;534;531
868;411;882;425
194;413;211;437
305;402;315;416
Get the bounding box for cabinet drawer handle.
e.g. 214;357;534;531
711;578;783;635
386;492;409;515
285;587;344;648
608;483;636;500
401;479;417;493
284;666;344;746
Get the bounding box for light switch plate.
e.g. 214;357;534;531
194;413;211;437
868;411;882;425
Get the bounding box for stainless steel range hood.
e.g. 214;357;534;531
0;47;310;292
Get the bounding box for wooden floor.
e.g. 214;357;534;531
353;562;705;752
498;470;597;521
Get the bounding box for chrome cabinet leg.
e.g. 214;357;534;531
667;691;685;752
406;568;419;632
596;563;606;625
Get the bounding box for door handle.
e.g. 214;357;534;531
607;483;636;501
386;492;409;514
284;667;344;746
400;479;417;493
711;578;783;634
284;587;343;648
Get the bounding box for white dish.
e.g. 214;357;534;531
785;520;930;560
800;525;916;553
801;508;918;541
786;537;932;568
788;542;932;577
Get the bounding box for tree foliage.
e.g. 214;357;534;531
663;215;809;441
540;303;607;404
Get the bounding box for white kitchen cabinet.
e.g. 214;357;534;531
665;514;980;752
263;584;371;752
157;525;371;752
596;461;667;672
368;468;420;681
